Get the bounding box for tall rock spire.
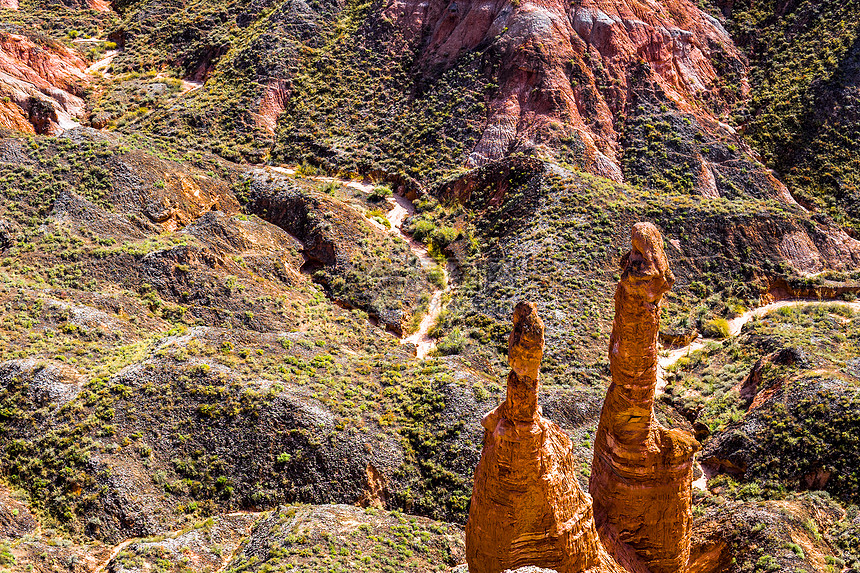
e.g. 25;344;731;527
466;301;623;573
590;222;699;573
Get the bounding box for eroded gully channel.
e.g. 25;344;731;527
267;167;451;359
655;298;860;490
92;171;448;572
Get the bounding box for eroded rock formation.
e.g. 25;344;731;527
590;222;699;573
466;301;622;573
382;0;753;186
0;33;89;134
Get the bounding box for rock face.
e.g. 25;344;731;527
384;0;747;182
590;223;699;573
466;301;622;573
0;33;89;134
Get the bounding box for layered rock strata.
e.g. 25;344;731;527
590;222;699;573
0;34;89;134
466;301;622;573
383;0;753;185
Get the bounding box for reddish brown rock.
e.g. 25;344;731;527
590;222;699;573
0;33;89;134
0;484;37;538
466;301;623;573
256;79;290;134
382;0;752;185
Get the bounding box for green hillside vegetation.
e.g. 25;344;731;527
723;0;860;230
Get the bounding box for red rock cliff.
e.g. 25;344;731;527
466;301;623;573
589;222;699;573
0;33;89;134
383;0;746;182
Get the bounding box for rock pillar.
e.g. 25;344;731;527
590;222;699;573
467;302;622;573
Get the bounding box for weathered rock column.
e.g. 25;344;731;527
589;223;699;573
466;302;622;573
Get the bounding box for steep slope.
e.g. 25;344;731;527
0;130;443;541
673;302;860;502
0;130;615;552
385;0;747;178
411;158;860;389
716;0;860;231
61;0;788;202
660;301;860;570
268;0;792;199
689;494;853;573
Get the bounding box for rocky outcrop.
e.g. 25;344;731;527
689;497;846;573
256;79;290;134
383;0;747;182
590;223;699;573
764;275;860;303
466;301;622;573
245;170;437;335
736;347;808;409
0;216;17;250
0;33;89;134
102;147;241;232
0;484;37;538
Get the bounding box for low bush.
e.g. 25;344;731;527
368;185;392;202
703;318;730;339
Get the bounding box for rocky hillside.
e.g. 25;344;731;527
716;0;860;232
0;0;859;571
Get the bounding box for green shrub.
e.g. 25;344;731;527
368;185;392;202
756;555;780;572
319;181;341;195
411;220;436;242
0;542;14;566
430;226;458;248
427;267;445;288
785;542;805;559
703;318;730;339
296;162;318;177
472;382;490;402
435;327;466;355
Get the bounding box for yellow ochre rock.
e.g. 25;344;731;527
466;301;623;573
590;222;700;573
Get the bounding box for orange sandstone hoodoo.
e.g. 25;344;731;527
465;301;623;573
590;222;699;573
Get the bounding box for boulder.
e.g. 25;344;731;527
0;217;17;250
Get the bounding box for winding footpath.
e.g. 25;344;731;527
656;298;860;490
92;538;136;573
266;166;451;359
92;511;260;573
385;193;452;359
